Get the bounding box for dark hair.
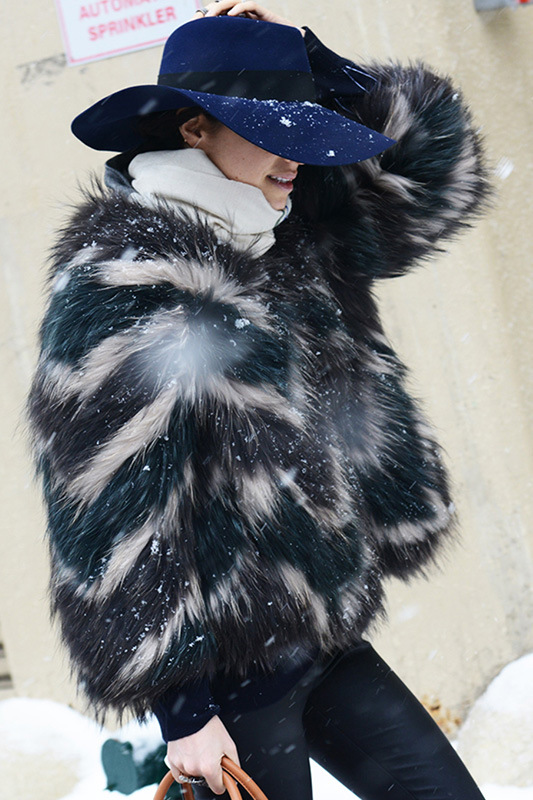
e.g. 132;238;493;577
136;107;221;152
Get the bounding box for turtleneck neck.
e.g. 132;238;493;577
129;148;291;257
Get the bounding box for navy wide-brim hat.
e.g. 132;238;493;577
71;16;394;166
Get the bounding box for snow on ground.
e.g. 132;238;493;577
1;654;532;800
455;652;533;788
480;791;533;800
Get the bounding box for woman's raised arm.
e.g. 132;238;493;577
297;37;491;278
341;60;491;277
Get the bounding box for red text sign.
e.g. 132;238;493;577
55;0;199;65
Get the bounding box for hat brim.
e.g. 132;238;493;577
71;85;394;166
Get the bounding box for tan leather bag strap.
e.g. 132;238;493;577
153;756;269;800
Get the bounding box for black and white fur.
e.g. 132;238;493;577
28;62;490;719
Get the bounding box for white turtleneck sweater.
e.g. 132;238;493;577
129;148;291;257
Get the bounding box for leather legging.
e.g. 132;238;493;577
194;643;485;800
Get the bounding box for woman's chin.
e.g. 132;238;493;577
264;192;290;211
264;179;293;209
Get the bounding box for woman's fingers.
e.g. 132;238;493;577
168;756;225;795
166;716;240;796
225;740;241;768
202;762;226;795
193;1;303;32
193;0;239;17
202;1;266;18
171;763;225;795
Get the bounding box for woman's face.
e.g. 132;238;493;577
180;115;302;210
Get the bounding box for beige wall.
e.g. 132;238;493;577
1;0;532;737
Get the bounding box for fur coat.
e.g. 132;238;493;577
28;60;489;719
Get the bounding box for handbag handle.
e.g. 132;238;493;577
153;756;269;800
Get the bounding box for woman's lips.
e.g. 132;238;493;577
268;174;297;192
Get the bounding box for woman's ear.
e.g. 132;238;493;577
178;114;207;149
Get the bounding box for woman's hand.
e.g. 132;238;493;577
166;715;240;795
193;1;305;36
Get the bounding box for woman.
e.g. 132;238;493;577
28;2;490;798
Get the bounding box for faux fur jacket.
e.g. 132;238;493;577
28;46;489;720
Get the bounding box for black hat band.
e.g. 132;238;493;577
157;70;317;102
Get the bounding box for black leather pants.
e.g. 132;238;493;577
194;643;485;800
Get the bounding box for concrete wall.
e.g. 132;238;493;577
1;0;532;745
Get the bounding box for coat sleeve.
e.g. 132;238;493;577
301;29;491;278
27;199;294;719
152;677;220;741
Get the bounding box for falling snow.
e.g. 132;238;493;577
495;157;514;181
139;99;158;116
52;272;71;293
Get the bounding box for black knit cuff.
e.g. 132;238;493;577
152;678;221;742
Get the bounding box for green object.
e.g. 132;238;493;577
101;740;139;795
101;739;184;797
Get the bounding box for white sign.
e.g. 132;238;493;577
55;0;200;66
